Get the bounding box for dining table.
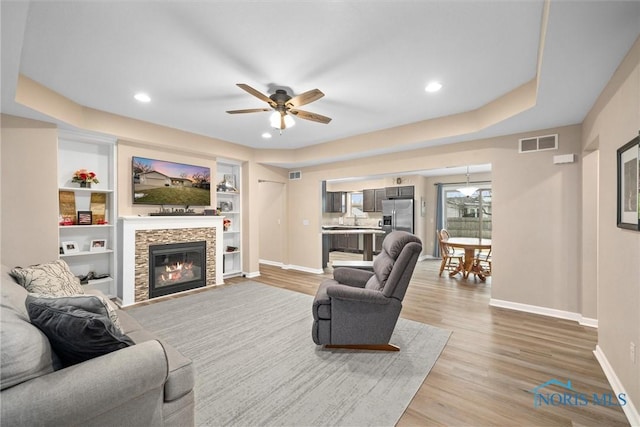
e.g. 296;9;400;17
445;237;492;279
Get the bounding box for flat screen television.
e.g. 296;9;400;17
132;156;211;206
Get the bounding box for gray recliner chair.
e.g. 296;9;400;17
312;231;422;351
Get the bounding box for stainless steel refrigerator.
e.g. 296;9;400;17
382;199;414;234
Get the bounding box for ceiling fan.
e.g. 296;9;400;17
226;83;332;130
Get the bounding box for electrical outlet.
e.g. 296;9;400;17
631;342;636;364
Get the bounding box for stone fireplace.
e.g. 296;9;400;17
119;216;224;306
148;240;207;299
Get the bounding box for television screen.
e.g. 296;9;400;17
132;156;211;206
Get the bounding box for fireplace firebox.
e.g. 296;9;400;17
149;241;206;298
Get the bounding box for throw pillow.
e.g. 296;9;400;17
10;260;84;296
28;294;124;334
25;295;134;367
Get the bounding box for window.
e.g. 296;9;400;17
349;192;364;217
442;185;492;238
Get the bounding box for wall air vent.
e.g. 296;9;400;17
518;134;558;153
289;171;302;180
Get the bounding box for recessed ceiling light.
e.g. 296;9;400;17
261;132;272;139
134;92;151;103
425;82;442;93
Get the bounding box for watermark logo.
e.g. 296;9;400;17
531;379;626;408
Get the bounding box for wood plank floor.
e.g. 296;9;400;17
226;253;630;426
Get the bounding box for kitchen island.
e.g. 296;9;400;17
321;226;386;265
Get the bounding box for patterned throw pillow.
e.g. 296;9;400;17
10;260;84;296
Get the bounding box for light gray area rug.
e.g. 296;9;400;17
127;281;451;427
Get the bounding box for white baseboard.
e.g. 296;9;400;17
579;317;598;328
489;299;597;328
259;259;324;275
281;264;325;275
593;345;640;426
258;259;283;267
244;271;260;279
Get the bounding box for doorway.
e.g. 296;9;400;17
258;180;286;265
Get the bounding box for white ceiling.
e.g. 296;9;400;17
2;1;639;169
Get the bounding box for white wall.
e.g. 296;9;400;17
582;35;640;417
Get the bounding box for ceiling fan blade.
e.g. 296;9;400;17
226;108;271;114
286;89;324;108
236;83;277;107
289;109;332;124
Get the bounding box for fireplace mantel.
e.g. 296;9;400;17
118;216;224;306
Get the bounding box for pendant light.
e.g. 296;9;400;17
457;166;478;197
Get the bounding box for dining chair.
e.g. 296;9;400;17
473;248;492;280
438;229;464;276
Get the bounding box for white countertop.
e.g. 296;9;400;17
321;228;385;234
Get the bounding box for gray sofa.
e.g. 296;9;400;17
1;263;195;426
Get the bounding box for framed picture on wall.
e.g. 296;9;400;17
616;133;640;230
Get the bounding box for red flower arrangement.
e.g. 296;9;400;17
223;218;231;231
72;169;99;184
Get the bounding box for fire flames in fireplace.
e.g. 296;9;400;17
159;261;195;284
149;241;206;298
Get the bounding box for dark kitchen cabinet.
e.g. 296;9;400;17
363;189;375;212
374;188;387;211
330;234;360;252
385;185;414;199
325;192;345;213
363;188;387;212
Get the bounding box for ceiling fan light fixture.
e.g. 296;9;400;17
284;114;295;128
269;111;295;130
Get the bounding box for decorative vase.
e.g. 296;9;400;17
80;182;91;188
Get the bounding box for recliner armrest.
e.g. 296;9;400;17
333;267;373;288
326;285;390;304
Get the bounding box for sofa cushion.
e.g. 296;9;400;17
1;278;57;390
10;260;84;296
30;293;124;334
26;295;134;367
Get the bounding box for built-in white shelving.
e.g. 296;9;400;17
58;130;117;297
216;159;242;278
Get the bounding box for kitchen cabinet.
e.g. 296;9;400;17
363;188;387;212
325;191;345;213
385;185;414;199
330;234;360;252
374;188;387;211
363;189;375;212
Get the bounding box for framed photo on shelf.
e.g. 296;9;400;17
61;241;79;255
90;239;107;252
77;210;93;225
616;133;640;231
